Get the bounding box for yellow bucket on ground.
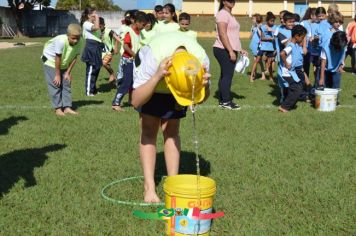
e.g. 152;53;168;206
163;175;216;236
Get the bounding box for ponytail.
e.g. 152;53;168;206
80;7;95;26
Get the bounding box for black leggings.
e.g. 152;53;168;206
213;47;236;103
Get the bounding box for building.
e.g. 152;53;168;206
184;0;355;17
119;0;356;18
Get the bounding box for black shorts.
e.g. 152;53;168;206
136;93;187;119
257;50;274;58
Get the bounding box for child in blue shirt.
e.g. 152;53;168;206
319;31;347;92
249;13;264;82
275;11;294;102
278;25;307;112
258;11;277;81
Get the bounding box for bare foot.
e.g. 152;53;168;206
278;106;288;113
108;74;115;83
249;75;255;82
64;108;78;115
112;105;123;111
55;108;65;116
144;189;161;203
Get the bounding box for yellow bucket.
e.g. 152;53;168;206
163;175;216;236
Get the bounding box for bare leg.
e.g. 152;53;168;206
103;64;115;83
267;58;274;81
258;59;265;80
161;119;180;176
140;113;161;203
250;56;261;82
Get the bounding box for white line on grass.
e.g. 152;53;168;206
0;104;356;110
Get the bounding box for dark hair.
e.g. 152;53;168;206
280;10;289;16
123;9;138;26
316;7;326;16
163;3;178;22
99;17;104;25
134;11;148;23
302;7;316;21
146;13;157;30
266;11;276;22
294;13;301;23
80;7;95;26
179;12;191;22
253;13;263;24
330;31;347;51
292;24;307;37
219;0;235;11
283;12;295;23
154;5;163;12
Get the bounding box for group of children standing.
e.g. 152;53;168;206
248;4;348;112
42;4;198;115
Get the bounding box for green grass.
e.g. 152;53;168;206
0;38;355;235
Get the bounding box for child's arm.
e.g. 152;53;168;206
302;37;308;55
64;57;77;81
260;27;273;42
280;49;291;70
112;31;120;54
131;57;172;108
123;32;136;58
53;54;62;87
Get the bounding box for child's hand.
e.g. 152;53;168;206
338;64;345;73
155;57;172;78
201;64;211;87
64;72;72;82
53;75;61;87
318;79;324;87
286;63;291;70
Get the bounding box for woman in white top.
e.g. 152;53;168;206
81;7;104;96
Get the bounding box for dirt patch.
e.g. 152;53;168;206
0;42;40;50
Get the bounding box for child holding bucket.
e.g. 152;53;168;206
319;31;347;93
131;31;211;203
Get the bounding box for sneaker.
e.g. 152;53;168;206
219;101;241;110
87;93;95;97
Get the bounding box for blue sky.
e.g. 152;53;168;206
0;0;136;8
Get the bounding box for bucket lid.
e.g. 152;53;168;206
163;175;216;198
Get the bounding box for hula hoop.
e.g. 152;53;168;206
101;176;165;207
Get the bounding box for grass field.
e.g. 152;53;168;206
0;38;355;235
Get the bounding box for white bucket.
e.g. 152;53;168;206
315;88;339;112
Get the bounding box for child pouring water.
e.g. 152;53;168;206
131;31;211;203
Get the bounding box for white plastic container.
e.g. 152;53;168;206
315;88;339;112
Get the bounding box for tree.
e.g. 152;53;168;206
7;0;52;35
56;0;121;11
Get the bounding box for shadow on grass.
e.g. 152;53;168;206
154;151;211;185
354;95;356;98
268;84;281;106
98;81;116;93
213;90;246;102
0;116;28;135
0;144;66;198
72;100;104;109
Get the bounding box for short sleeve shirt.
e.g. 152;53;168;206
83;21;99;40
43;37;65;61
213;9;241;52
281;45;292;77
